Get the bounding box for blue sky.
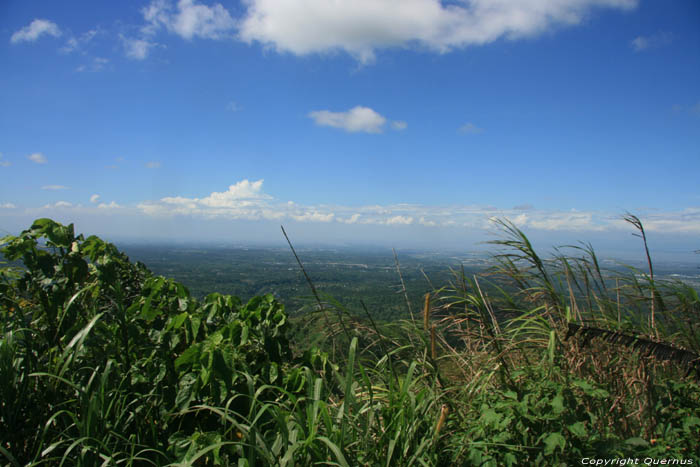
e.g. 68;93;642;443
0;0;699;255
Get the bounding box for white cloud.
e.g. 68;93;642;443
637;208;700;234
62;37;79;53
146;161;162;169
98;201;122;209
120;35;158;60
11;19;61;44
0;203;16;209
511;213;529;226
291;211;335;223
0;153;10;167
338;213;362;224
386;215;414;225
419;216;436;227
631;31;671;52
27;153;47;164
524;211;603;231
391;120;407;131
15;177;700;236
239;0;637;63
142;0;236;40
41;185;69;190
42;201;73;209
309;106;387;133
76;57;109;73
226;101;241;112
199;180;271;207
458;122;484;134
60;29;98;53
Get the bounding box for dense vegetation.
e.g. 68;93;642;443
1;218;699;465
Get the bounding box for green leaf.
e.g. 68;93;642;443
176;373;197;410
481;409;502;427
139;297;159;322
316;436;350;467
167;312;189;332
551;394;564;415
542;432;565;455
175;345;200;371
567;421;587;438
683;416;700;430
624;437;649;447
547;330;556;364
572;379;610;398
269;362;278;383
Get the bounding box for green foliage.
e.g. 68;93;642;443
449;367;625;465
1;218;699;466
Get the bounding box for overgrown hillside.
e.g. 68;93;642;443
1;218;699;466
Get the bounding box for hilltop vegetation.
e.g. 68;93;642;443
1;218;699;466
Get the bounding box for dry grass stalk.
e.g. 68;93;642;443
423;292;431;331
616;277;621;328
435;404;449;438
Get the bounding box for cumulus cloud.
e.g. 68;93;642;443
142;0;236;40
0;203;16;209
41;185;69;190
630;31;671;52
27;153;47;164
238;0;637;62
458;122;484;134
309;106;387;133
0;153;10;167
146;161;162;169
338;213;362;224
90;194;100;203
11;19;61;44
120;35;158;60
386;215;414;225
199;180;271;207
137;180;278;219
391;120;408;131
